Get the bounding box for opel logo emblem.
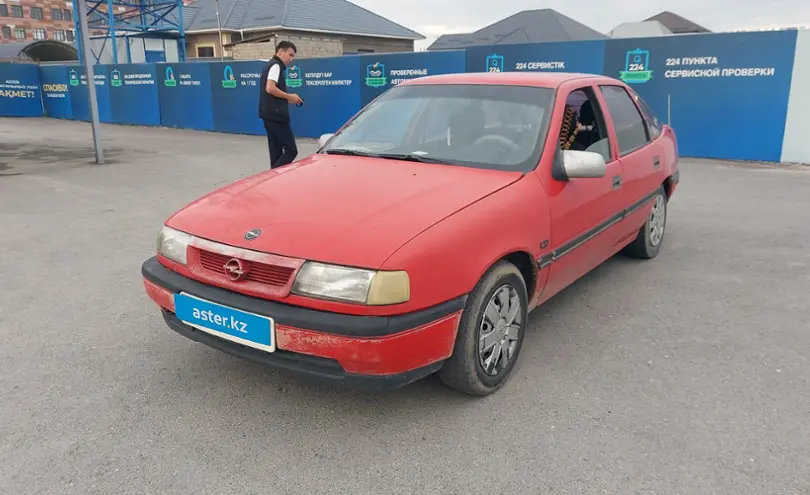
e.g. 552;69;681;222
244;228;262;241
224;258;249;281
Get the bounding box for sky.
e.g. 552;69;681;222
350;0;810;49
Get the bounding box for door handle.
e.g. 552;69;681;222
653;156;660;169
612;175;621;189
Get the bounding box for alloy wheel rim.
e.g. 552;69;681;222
478;284;522;376
649;195;666;247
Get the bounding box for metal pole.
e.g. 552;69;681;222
178;0;187;62
72;0;82;64
667;94;671;126
215;0;224;60
107;0;117;63
76;0;104;164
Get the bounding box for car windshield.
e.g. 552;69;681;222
321;84;555;172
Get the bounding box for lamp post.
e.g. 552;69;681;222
215;0;224;60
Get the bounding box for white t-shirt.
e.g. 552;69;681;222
268;64;280;83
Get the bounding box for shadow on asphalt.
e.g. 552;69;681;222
0;142;132;176
162;253;643;414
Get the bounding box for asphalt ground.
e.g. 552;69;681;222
1;118;809;494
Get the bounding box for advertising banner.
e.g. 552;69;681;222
288;55;362;138
108;63;161;126
67;65;113;123
466;40;606;75
0;63;42;117
209;61;266;135
604;30;798;162
157;62;215;131
22;30;805;164
39;65;73;119
357;50;466;106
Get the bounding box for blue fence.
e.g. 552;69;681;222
0;30;801;162
0;63;42;117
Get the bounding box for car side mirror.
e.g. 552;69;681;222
318;133;335;148
561;150;607;179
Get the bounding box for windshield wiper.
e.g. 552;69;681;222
324;148;376;157
325;149;452;164
376;153;453;165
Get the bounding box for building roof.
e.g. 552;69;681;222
644;11;711;34
0;40;77;62
181;0;424;40
610;21;674;38
427;9;607;51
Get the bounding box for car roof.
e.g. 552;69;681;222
402;71;614;89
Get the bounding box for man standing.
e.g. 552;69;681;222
259;41;303;168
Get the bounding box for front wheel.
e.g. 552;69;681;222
622;186;668;259
438;261;528;396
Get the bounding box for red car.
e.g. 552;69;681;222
142;72;679;396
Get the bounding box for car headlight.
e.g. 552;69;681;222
292;261;410;305
156;226;191;265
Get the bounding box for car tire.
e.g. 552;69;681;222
438;261;528;396
622;186;668;260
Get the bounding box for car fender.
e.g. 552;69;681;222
381;172;552;313
662;125;680;197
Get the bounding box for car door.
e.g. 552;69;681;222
536;83;626;300
597;84;666;241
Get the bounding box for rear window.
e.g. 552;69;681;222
599;85;651;155
629;89;663;139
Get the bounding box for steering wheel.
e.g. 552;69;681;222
472;134;520;153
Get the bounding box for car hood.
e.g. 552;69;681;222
166;154;522;268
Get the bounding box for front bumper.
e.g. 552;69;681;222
142;257;465;390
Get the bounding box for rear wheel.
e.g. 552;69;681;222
622;186;667;260
439;261;528;396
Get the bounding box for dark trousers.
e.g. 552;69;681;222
263;118;298;168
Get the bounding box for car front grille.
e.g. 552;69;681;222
198;249;295;287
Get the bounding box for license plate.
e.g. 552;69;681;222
173;293;275;352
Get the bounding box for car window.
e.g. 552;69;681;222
629;90;663;139
599;85;651;156
558;87;611;162
323;84;556;172
345;96;424;145
418;98;468;142
414;97;541;155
